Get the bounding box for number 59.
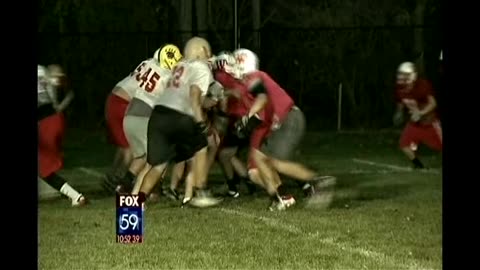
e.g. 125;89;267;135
119;214;139;230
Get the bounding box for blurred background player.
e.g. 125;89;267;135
138;37;222;208
393;62;442;169
38;65;86;206
119;44;182;196
103;54;158;193
232;48;336;211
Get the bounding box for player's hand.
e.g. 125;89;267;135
409;109;422;122
234;116;249;139
239;115;250;129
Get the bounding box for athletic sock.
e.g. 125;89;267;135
45;173;82;202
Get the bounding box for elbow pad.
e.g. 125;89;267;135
249;80;267;96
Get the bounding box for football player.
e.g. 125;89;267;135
232;48;336;211
210;52;257;198
38;65;86;206
161;80;226;202
103;55;151;192
393;62;442;168
117;44;182;195
138;37;222;208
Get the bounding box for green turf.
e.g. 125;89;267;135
39;130;442;270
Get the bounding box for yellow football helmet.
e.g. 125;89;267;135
153;44;182;70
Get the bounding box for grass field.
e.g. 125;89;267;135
38;129;442;270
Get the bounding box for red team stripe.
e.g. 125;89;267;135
38;113;66;178
105;93;130;148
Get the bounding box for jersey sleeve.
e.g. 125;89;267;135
418;79;434;98
190;62;214;96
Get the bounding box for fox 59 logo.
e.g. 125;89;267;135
116;194;145;243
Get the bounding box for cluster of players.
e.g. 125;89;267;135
37;36;442;210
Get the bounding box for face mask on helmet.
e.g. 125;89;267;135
47;65;65;87
233;48;259;79
210;51;236;73
156;44;182;70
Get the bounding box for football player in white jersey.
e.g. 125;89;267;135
161;80;227;201
114;44;182;195
103;52;163;192
138;37;222;208
38;65;87;206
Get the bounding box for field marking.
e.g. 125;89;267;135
77;167;105;178
352;158;441;175
221;208;429;270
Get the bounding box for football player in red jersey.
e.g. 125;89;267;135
209;52;257;198
231;48;336;211
393;62;442;168
38;65;87;206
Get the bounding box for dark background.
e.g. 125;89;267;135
38;0;442;130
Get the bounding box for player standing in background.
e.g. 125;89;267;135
38;65;87;206
138;37;222;208
103;54;157;193
232;48;336;211
116;44;182;196
393;62;442;169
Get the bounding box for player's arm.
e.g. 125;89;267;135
418;95;437;116
246;79;268;117
189;65;213;124
190;85;206;123
56;88;74;112
46;84;59;108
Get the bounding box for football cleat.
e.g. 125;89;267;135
72;195;87;207
227;190;240;198
304;176;337;209
268;195;296;211
189;190;223;208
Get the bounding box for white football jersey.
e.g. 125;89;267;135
115;59;156;98
130;59;171;108
155;60;213;117
38;65;54;107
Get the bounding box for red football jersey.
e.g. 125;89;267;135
243;71;294;125
395;78;438;124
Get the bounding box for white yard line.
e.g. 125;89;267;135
77;167;105;178
221;208;428;270
352;158;441;175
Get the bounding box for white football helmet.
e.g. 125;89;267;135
396;62;417;86
232;48;259;79
209;51;237;74
183;37;212;60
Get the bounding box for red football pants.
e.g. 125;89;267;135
38;113;66;178
399;120;442;151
